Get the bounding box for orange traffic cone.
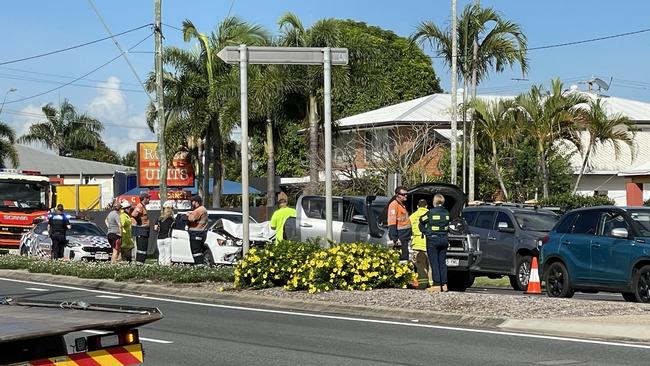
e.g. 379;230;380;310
525;257;542;294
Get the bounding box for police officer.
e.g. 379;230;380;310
420;194;450;292
47;204;71;260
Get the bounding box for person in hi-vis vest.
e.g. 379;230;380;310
419;194;450;292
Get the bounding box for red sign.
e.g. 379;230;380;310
137;142;194;187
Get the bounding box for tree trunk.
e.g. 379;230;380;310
212;118;223;208
197;138;204;198
491;140;508;201
266;117;276;208
462;79;468;193
540;148;549;198
308;93;319;194
468;0;480;202
203;131;211;200
573;139;594;195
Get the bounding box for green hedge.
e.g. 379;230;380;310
538;193;615;212
0;255;234;283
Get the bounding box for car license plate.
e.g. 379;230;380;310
446;258;460;267
95;252;109;260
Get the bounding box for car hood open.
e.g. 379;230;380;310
405;183;466;219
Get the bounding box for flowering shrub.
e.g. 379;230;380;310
286;243;414;293
234;240;321;289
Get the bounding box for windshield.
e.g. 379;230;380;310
0;181;48;209
69;222;105;236
628;209;650;236
514;211;558;232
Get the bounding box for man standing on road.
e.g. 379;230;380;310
270;198;296;243
387;186;411;262
420;194;450;292
185;195;208;264
47;204;71;260
131;193;150;264
119;200;135;262
105;202;122;263
410;199;431;289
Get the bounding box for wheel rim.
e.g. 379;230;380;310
518;260;531;287
547;265;564;296
637;271;650;302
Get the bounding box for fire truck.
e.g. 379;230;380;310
0;170;54;249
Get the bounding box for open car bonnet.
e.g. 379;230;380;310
404;183;466;219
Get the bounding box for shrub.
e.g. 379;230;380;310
285;243;414;293
539;193;615;212
234;240;321;289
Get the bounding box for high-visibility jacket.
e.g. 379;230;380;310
410;207;429;251
387;199;410;231
419;206;450;236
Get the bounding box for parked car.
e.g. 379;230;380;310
19;219;111;261
462;204;559;290
540;206;650;302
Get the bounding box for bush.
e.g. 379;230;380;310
0;256;234;283
234;240;321;289
539;193;615;212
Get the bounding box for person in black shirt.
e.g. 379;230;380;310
154;201;175;265
47;204;71;260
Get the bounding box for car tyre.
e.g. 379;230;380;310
203;248;215;267
509;255;532;291
622;292;638;302
447;271;474;292
632;265;650;303
545;261;574;298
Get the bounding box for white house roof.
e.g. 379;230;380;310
4;145;134;176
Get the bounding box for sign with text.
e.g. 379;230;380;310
137;142;194;187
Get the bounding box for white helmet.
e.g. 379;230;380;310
120;200;132;209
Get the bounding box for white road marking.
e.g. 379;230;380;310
3;277;649;350
96;295;122;299
25;287;49;292
82;330;173;344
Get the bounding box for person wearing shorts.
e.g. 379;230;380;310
105;202;122;263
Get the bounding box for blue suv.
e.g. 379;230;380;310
540;206;650;302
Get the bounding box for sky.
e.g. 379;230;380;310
1;1;649;156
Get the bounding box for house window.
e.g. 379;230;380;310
365;129;392;162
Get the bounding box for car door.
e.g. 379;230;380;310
170;213;194;263
561;210;600;282
471;210;496;269
491;211;517;272
590;210;632;284
340;199;369;243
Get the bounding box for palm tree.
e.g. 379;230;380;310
412;4;528;199
278;12;342;194
469;98;516;200
514;79;588;198
0;122;18;168
18;99;103;156
572;99;635;194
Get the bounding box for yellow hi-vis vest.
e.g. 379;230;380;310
410;207;429;251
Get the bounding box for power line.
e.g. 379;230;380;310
0;24;152;66
3;33;153;105
0;65;144;88
162;23;183;32
0;72;146;93
2;108;152;130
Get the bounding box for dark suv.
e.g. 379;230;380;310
462;204;559;290
540;206;650;302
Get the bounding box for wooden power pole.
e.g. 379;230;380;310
155;0;167;205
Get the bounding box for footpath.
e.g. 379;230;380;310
2;269;650;343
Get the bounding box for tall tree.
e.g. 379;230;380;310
0;121;18;168
573;99;635;193
18;99;103;157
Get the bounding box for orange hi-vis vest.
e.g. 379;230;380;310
388;200;410;230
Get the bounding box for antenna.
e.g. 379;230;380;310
580;76;613;95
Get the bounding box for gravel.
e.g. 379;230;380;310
168;282;650;319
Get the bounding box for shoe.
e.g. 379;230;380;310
426;286;441;293
399;260;409;265
441;284;448;292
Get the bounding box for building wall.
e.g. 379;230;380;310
574;174;650;206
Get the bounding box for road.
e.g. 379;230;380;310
2;277;648;366
468;286;626;302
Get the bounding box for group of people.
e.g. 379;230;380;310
387;186;450;292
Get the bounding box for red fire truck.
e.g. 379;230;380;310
0;170;53;249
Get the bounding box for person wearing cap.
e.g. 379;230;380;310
131;193;151;264
387;186;411;262
154;201;175;266
105;201;122;263
184;195;208;264
47;204;71;260
119;200;135;262
270;198;296;243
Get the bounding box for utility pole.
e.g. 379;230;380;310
154;0;167;206
450;0;458;186
468;0;480;202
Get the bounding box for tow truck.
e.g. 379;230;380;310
0;297;162;365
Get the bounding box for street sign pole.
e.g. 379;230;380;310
240;44;250;255
323;48;333;242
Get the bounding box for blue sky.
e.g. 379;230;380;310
1;1;649;156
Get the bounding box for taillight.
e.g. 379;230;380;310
85;329;140;351
537;235;550;247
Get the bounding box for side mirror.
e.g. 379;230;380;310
42;230;49;236
351;214;368;225
611;228;628;238
497;222;515;233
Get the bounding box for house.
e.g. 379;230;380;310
3;145;135;209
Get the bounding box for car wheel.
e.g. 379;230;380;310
544;262;574;298
509;255;532;291
633;265;650;303
203;248;215;267
622;292;638;302
447;271;474;292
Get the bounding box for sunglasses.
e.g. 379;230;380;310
398;192;408;196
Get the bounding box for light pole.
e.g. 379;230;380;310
0;87;17;117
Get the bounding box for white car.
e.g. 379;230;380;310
169;210;272;265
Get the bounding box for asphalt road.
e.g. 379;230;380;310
468;286;627;302
2;278;648;366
